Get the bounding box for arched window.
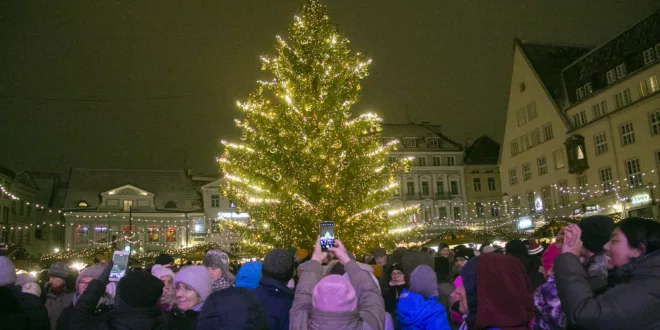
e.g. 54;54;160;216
78;201;88;207
164;201;177;209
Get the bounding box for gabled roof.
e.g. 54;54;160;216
465;135;500;165
64;168;202;209
0;165;16;180
29;172;61;207
101;184;154;196
381;123;463;151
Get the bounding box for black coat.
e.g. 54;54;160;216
253;277;294;330
382;282;406;315
56;295;111;330
198;286;268;330
0;285;31;330
164;307;199;330
3;284;49;330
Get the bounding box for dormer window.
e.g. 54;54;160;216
427;138;439;148
615;63;627;79
78;201;88;207
404;138;417;148
164;201;177;209
583;82;593;95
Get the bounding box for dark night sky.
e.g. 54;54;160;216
1;1;658;175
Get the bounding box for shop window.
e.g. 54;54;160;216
166;227;177;242
148;226;159;242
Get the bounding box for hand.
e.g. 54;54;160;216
311;236;327;263
98;261;114;285
328;239;351;265
561;224;583;256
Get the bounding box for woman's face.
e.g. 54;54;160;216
440;247;450;258
603;228;642;270
175;283;200;311
207;267;223;281
160;275;173;296
390;269;404;283
449;284;468;314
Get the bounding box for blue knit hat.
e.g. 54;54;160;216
235;261;263;290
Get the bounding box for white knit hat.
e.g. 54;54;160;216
174;266;213;303
0;256;17;286
151;264;175;279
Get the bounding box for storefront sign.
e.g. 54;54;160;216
517;216;533;230
585;205;599;212
631;195;650;204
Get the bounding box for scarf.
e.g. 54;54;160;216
212;275;234;292
608;249;660;286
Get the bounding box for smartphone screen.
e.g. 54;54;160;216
319;221;335;252
109;251;129;282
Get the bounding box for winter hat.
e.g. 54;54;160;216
454;247;476;261
401;251;434;279
0;256;17;286
203;250;229;269
409;265;438;297
312;275;357;312
175;266;213;303
527;242;544;255
154;253;174;265
504;239;528;258
48;262;70;280
15;273;35;286
295;249;309;260
118;271;164;308
372;247;387;258
262;249;294;283
482;245;496;254
76;266;105;292
579;215;615;254
22;282;41;297
542;243;560;274
151;264;175;280
392;247;408;264
235;261;262;290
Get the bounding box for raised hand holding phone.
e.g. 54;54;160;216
328;239;351;265
312;236;327;263
319;221;335;252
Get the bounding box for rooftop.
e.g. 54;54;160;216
464;135;500;165
381;123;463;151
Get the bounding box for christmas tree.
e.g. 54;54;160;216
219;0;419;253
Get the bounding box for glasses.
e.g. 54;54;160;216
391;271;404;276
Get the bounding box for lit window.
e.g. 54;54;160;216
166;227;177;242
619;122;635;146
75;225;90;244
625;158;642;188
94;225;108;243
122;200;133;211
594;133;608;155
148;226;160;242
78;201;88;207
639;76;658;97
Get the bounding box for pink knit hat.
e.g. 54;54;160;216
542;243;560;273
312;275;357;312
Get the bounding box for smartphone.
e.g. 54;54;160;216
319;221;335;252
109;251;129;282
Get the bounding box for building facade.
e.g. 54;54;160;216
63;168;209;252
382;123;467;241
464;136;503;228
0;167;45;254
201;178;248;255
500;11;660;228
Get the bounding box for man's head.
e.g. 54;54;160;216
372;248;387;266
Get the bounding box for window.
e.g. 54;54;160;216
644;48;656;65
537;156;548;175
542;123;554;141
380;137;393;146
78;201;88;207
520;134;531;151
512;196;521;216
600;167;614;193
626;158;642;188
541;186;552;209
421;181;430;196
450;181;459;195
527;102;537;120
558;180;569;206
404;138;417;148
584;82;593;95
592;100;608;118
519;81;526;93
490;205;499;218
487;177;496;191
164;201;177;209
166;227;177;242
436;181;444;195
94;225;107;243
522;162;532;181
418;157;427;166
640;76;659;97
406;182;415;196
211;195;220;208
615;63;627;78
148;226;160;242
606;69;617;84
473;178;482;192
447;156;455;166
475;202;485;217
438;207;448;220
527;192;536;214
517;108;527;126
619;122;635;146
614;89;632;109
528;128;540;146
656;43;660;58
453;207;461;220
651;110;660;136
509;168;518;186
427;138;439;148
388;156;398;164
75;225;90;244
553;149;566;169
510;140;520;156
573;110;587;127
576;87;584;100
122;200;133;211
577;174;588;189
594;133;608;155
432;156;441;166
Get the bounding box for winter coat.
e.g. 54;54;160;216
0;285;31;330
554;250;660;330
164;307;199;330
67;279;166;330
396;289;450;330
289;260;386;330
382;282;406;315
253;276;294;330
2;284;49;330
197;286;268;330
44;288;74;330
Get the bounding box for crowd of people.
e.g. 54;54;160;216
1;215;659;329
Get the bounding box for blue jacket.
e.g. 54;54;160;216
253;276;293;330
396;289;450;330
198;286;268;330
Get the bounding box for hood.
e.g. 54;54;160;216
109;306;165;330
395;289;446;327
